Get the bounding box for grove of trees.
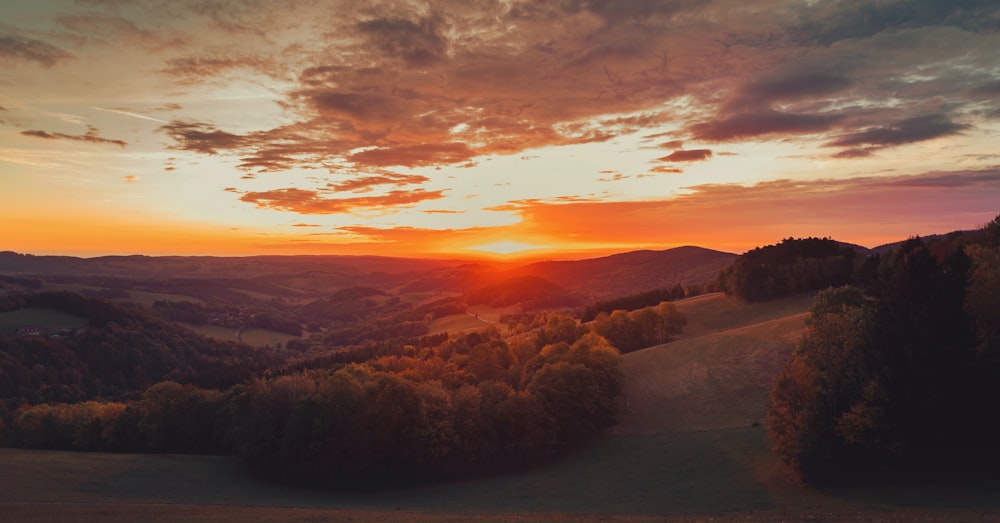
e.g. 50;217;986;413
718;237;857;302
768;217;1000;481
1;291;625;486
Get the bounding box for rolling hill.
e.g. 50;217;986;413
5;288;1000;521
506;246;736;299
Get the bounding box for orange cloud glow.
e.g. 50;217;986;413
1;1;998;258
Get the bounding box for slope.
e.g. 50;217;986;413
614;292;814;435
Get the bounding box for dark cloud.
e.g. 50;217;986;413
690;109;842;142
565;0;708;24
239;187;446;214
658;149;713;162
356;15;449;66
21;125;126;147
657;140;684;149
825;113;968;149
304;89;410;125
0;34;73;66
740;72;853;105
788;0;1000;47
971;80;1000;96
865;168;1000;189
159;121;247;154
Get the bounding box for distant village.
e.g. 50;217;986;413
14;325;87;338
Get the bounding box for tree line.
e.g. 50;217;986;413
1;292;625;486
717;237;858;302
768;216;1000;481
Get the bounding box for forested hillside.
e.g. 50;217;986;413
768;216;1000;481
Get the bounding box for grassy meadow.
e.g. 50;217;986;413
4;291;1000;521
0;307;89;334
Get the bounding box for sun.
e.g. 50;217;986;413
467;241;551;256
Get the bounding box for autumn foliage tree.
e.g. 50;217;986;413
719;238;857;302
223;324;623;485
769;226;1000;481
591;302;685;353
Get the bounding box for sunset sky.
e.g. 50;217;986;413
2;0;999;259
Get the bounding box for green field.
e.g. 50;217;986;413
5;291;1000;521
0;307;89;335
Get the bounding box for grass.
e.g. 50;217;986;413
114;290;202;308
467;303;522;323
673;292;815;339
428;313;496;335
0;307;89;334
181;323;300;348
40;283;201;307
617;311;809;434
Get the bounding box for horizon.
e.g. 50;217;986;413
2;1;999;259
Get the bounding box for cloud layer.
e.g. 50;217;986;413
2;0;999;256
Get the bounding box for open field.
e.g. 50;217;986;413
428;313;497;335
672;292;816;339
0;307;89;334
181;323;301;348
113;290;203;308
4;290;1000;521
39;283;202;307
467;303;521;323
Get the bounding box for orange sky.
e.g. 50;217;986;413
2;1;999;259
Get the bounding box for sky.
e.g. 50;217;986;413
1;0;999;260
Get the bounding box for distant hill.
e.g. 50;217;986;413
0;248;735;302
464;275;585;309
0;251;458;281
506;246;736;299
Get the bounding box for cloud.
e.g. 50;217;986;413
825;113;969;151
658;149;713;162
689;109;843;142
786;0;1000;47
123;175;138;183
349;143;476;168
484;166;1000;252
648;165;683;174
0;34;73;66
739;72;853;105
162;55;276;84
356;15;449;67
238;187;446;214
21;125;126;147
159;121;247;154
327;173;430;192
